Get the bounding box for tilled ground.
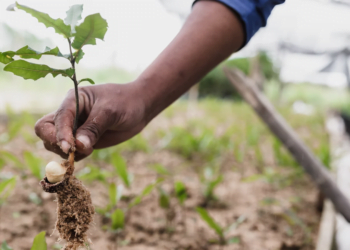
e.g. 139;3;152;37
0;105;323;250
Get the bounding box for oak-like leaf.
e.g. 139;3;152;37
15;2;71;38
64;4;83;34
0;53;14;64
4;60;74;80
72;13;108;55
79;78;95;85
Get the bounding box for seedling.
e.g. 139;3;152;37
0;177;16;206
1;241;13;250
149;163;171;176
174;181;188;205
111;153;132;188
128;178;164;208
30;231;47;250
23;151;44;180
111;208;125;249
1;3;108;249
77;165;110;184
158;187;176;231
201;167;224;206
174;181;189;231
196;207;243;246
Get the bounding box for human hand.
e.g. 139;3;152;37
35;83;147;161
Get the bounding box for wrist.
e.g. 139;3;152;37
130;74;163;124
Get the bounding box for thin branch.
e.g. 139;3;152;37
68;38;80;137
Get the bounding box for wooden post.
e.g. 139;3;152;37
316;200;336;250
224;67;350;223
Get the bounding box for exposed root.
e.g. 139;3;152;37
40;152;94;250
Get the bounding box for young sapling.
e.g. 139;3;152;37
1;3;108;249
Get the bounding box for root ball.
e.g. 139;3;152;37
56;176;94;249
40;153;94;250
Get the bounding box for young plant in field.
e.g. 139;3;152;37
3;231;49;250
111;153;132;188
0;177;16;206
200;167;224;206
1;241;13;250
30;231;47;250
174;181;189;231
23;151;44;180
158;187;176;231
1;3;108;249
128;178;164;208
196;207;243;246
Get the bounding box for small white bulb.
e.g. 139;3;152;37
45;161;66;183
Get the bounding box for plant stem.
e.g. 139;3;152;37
68;38;79;137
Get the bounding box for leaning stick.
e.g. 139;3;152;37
224;67;350;223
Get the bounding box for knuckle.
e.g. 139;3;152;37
102;107;118;125
34;119;44;137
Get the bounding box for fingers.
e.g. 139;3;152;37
35;89;92;160
75;106;116;153
53;90;79;153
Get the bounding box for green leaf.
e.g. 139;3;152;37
108;183;117;207
205;175;223;199
77;165;109;183
4;60;74;80
18;46;67;59
72;13;108;54
0;53;14;64
111;209;124;230
227;237;240;244
74;49;84;63
117;184;124;202
196;207;224;240
0;177;16;201
158;188;170;209
225;215;246;234
0;151;23;169
30;231;47;250
174;181;187;205
1;241;13;250
129;178;164;208
79;78;95;85
149;164;170;176
1;46;67;62
15;2;71;38
0;158;5;171
64;4;83;34
111;154;130;188
23;151;43;180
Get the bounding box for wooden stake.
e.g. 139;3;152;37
224;67;350;223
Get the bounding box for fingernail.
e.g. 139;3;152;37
60;140;71;154
77;135;91;149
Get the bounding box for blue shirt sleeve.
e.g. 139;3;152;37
193;0;285;46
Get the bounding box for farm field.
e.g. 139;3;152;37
0;100;329;250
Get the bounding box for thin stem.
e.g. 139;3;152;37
68;38;79;137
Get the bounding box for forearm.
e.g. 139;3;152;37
135;0;244;123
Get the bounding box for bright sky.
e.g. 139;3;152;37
0;0;349;85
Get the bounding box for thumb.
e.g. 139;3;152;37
75;107;116;154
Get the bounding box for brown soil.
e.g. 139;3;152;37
0;109;322;250
41;153;94;250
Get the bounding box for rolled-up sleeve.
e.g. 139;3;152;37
193;0;285;46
